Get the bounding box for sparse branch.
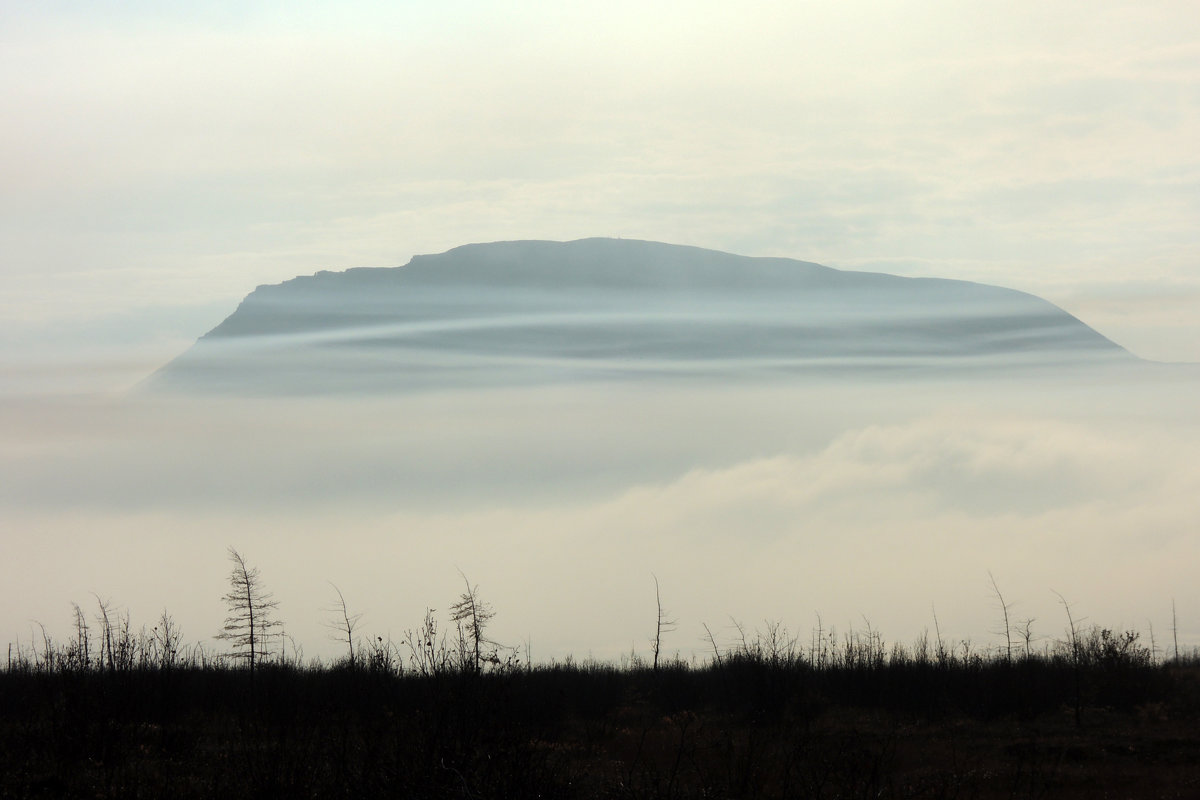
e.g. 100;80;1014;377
449;570;497;674
701;622;722;667
651;574;676;672
71;603;90;670
1017;617;1037;659
93;593;114;671
1052;590;1081;658
1053;590;1082;727
216;547;281;676
324;582;363;668
153;609;182;670
1172;599;1179;663
988;572;1013;663
931;604;946;664
732;617;749;654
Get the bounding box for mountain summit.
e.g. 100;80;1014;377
150;238;1130;393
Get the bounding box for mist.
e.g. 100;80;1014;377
4;350;1197;664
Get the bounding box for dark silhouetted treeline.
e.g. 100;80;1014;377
4;588;1200;799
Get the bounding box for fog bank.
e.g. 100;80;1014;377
4;364;1197;662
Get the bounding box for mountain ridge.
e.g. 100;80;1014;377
151;238;1132;393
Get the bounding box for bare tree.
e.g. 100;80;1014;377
701;622;722;667
1017;617;1037;660
216;547;281;676
931;604;947;665
449;571;497;674
1053;590;1083;727
650;574;676;672
1172;598;1180;663
93;594;115;671
403;608;449;676
988;572;1013;663
153;609;182;670
70;602;91;670
324;582;363;668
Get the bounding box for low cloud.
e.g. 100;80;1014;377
4;375;1196;661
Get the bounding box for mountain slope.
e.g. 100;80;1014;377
150;238;1131;393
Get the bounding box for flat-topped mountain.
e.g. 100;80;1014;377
150;238;1131;393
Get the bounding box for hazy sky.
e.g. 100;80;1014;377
2;0;1199;390
2;2;1199;663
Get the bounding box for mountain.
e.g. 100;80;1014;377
149;238;1131;393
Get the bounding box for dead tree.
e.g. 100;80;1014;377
216;547;281;676
989;571;1013;663
651;574;676;672
324;582;363;668
449;571;497;674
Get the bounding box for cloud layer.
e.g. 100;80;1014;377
3;371;1196;661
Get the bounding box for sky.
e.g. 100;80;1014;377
2;1;1199;662
2;0;1199;391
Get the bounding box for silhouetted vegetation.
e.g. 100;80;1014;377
3;575;1199;798
215;547;280;679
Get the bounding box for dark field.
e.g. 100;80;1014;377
4;624;1199;799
